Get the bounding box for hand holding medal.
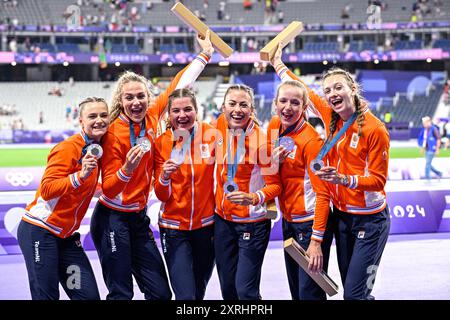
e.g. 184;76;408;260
86;143;103;159
161;158;181;180
136;137;151;153
170;147;185;165
310;112;357;174
314;166;347;185
79;153;98;180
226;191;258;206
278;136;295;152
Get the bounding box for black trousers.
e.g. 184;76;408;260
282;217;334;300
160;224;215;300
333;206;390;300
214;214;271;300
90;202;172;300
17;220;100;300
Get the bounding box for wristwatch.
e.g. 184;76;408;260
341;175;349;187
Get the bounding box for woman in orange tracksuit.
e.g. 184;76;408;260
214;84;282;300
90;32;214;300
271;43;390;300
153;88;216;300
266;80;333;300
17;97;109;300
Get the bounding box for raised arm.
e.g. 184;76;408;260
270;42;332;127
153;30;214;119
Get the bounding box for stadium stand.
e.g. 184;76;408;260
1;0;449;28
0;79;217;130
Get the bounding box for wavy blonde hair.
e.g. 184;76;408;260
109;71;154;122
322;67;366;141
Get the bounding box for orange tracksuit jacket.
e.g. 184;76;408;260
153;122;216;230
215;114;282;223
275;65;390;215
267;116;330;242
99;52;210;212
23;132;106;238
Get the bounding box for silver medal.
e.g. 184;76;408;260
170;148;185;165
224;181;239;194
310;159;324;173
87;144;103;159
278;136;296;152
136;137;151;153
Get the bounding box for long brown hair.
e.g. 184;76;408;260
222;84;260;127
322;67;366;142
109;71;153;122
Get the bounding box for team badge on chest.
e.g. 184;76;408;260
200;144;210;158
350;133;360;149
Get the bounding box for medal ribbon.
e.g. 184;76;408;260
129;118;146;147
171;123;197;162
315;112;357;162
226;129;246;184
78;131;92;164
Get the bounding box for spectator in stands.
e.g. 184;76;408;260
264;0;277;24
12;118;25;130
72;107;79;120
367;0;382;28
243;0;252;11
277;9;284;23
48;87;63;97
17;97;110;300
266;80;333;300
217;1;226;21
341;4;352;19
271;42;391;300
39;111;44;125
444;81;449;105
153;88;216;300
9;38;17;52
90;31;214;300
444;121;450;150
65;106;72;121
418;116;443;179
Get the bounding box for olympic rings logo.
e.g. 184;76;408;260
5;171;34;187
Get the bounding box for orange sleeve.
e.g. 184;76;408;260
304;138;331;242
153;138;171;202
100;134;132;199
275;65;332;129
40;143;85;201
152;65;190;118
348;124;390;191
152;52;211;119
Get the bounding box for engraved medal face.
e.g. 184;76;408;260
310;159;324;173
136;137;151;153
87;144;103;159
170;148;184;165
223;181;239;194
278;136;296;152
